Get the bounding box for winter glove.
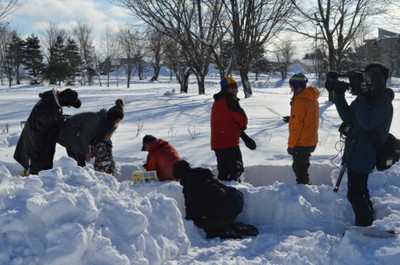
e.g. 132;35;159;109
241;131;257;150
287;147;294;155
334;81;348;95
282;116;290;123
325;71;340;92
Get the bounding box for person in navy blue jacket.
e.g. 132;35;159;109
334;62;394;226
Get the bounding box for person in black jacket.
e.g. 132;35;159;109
14;88;81;175
58;99;124;169
173;160;258;239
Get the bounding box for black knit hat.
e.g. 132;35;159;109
58;88;81;108
365;62;389;82
141;135;157;151
172;160;191;180
107;99;124;121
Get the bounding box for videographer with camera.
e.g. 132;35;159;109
287;73;320;185
325;62;394;227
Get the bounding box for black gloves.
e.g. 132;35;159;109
334;81;348;96
282;116;290;123
325;71;339;92
287;147;294;155
325;71;348;95
241;131;256;150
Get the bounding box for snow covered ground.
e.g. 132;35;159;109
1;71;400;265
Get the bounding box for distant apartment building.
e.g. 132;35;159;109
357;28;400;77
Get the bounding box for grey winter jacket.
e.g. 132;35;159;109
58;110;107;156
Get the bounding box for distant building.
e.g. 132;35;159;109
357;28;400;77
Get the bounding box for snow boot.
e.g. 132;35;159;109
217;226;242;239
231;222;259;236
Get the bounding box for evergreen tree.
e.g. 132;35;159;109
44;35;68;85
3;31;24;87
23;34;45;83
64;37;82;83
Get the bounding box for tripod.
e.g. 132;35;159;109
333;127;360;192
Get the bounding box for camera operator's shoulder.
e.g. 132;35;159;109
384;88;394;100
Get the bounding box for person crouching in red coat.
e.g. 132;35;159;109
141;135;180;181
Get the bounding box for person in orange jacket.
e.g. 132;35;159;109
141;135;180;181
286;73;320;184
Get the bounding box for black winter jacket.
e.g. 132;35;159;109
14;89;64;174
58;110;107;156
180;167;241;227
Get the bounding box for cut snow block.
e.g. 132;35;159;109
347;225;396;238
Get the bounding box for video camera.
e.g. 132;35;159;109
325;70;367;96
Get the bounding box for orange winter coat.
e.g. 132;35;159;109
145;139;180;181
288;86;320;148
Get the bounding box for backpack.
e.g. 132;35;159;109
376;133;400;171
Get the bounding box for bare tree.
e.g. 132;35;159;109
132;38;147;80
40;22;68;62
72;22;96;85
289;0;392;101
116;26;138;88
289;0;391;72
111;0;225;94
100;25;119;87
0;0;22;21
0;22;11;85
146;27;169;81
164;37;192;93
226;0;295;97
274;40;296;79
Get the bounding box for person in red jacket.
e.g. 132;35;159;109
141;135;180;181
286;73;320;184
211;77;251;182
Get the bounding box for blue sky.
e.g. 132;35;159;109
8;0;133;38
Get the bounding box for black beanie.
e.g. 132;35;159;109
172;160;191;180
365;63;389;82
58;88;81;108
107;99;124;121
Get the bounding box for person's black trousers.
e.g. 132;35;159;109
347;169;374;226
215;146;244;181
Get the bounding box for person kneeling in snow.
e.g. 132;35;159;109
141;135;180;181
173;160;258;239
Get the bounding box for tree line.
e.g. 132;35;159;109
0;0;396;95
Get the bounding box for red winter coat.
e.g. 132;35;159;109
144;139;180;181
211;91;248;150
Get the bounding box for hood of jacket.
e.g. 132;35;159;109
39;89;58;105
213;90;239;102
294;86;320;101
